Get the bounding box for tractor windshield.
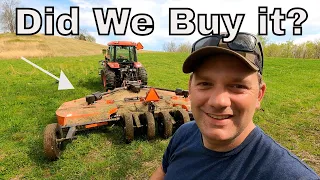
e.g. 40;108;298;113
115;46;135;63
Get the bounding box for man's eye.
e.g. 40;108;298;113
231;84;248;89
197;82;211;86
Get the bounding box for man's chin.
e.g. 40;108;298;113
202;128;235;142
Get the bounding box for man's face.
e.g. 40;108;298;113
189;54;266;148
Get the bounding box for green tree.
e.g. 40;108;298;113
257;35;269;47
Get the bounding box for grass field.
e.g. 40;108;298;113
0;33;105;59
0;33;152;59
0;53;319;179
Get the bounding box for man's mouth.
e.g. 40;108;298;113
206;113;232;120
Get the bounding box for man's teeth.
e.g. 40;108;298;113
207;114;231;120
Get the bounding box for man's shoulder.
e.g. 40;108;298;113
255;128;319;179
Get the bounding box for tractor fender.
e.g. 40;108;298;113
134;62;142;68
107;62;120;69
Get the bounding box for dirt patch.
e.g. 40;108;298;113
83;148;106;163
143;159;160;170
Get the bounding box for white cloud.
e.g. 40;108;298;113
293;34;320;44
19;0;320;50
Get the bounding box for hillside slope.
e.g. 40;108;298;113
0;33;108;59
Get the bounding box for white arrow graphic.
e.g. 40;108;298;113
21;57;74;90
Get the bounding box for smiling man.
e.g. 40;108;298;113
150;33;319;180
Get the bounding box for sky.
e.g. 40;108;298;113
15;0;320;51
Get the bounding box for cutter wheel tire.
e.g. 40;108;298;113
123;113;134;143
144;112;155;140
138;67;148;85
158;111;173;139
174;109;191;128
43;123;63;161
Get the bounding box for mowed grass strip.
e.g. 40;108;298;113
0;54;319;179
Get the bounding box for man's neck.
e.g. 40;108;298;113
202;123;256;152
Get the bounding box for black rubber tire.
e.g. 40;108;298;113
175;109;190;124
105;70;116;90
158;111;173;139
43;123;63;161
174;109;191;130
123;113;134;143
138;67;148;85
144;112;155;140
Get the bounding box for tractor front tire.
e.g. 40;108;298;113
44;123;63;161
138;67;148;85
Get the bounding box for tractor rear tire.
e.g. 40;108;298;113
43;123;63;161
158;111;173;139
123;113;134;143
138;67;148;85
144;112;155;140
105;70;116;90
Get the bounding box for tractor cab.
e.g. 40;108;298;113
104;41;143;64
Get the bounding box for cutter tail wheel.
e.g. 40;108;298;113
123;113;134;143
174;109;191;130
158;111;173;139
43;123;63;160
144;112;155;140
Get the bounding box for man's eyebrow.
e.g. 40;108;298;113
193;73;212;81
230;77;252;84
195;73;252;82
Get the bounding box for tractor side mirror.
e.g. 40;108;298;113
136;42;144;50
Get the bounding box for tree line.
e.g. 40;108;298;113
1;0;319;59
163;36;320;60
0;0;96;42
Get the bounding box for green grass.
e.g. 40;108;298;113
0;54;319;179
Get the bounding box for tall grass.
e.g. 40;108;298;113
0;33;107;59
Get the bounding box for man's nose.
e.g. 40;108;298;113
207;87;231;109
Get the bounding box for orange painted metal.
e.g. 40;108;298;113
145;88;160;102
106;100;114;104
85;122;108;129
108;107;118;118
133;62;142;68
107;62;120;68
107;41;144;50
108;41;136;46
56;88;190;127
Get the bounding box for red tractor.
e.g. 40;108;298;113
99;41;148;91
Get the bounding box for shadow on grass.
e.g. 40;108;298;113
26;119;170;179
26;123;127;164
77;76;105;93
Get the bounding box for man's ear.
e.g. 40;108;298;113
188;73;193;93
256;82;266;109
